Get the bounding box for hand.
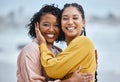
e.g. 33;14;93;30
70;66;93;82
35;22;46;44
48;79;61;82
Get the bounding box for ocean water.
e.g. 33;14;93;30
0;0;120;82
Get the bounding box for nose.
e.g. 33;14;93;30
49;26;54;32
68;18;73;25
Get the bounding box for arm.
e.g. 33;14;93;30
35;22;96;80
17;44;93;82
50;67;93;82
61;67;93;82
40;36;96;79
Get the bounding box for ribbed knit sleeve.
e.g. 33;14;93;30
40;36;96;82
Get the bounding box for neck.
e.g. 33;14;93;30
47;42;55;53
47;43;56;57
65;37;74;45
47;43;54;49
65;36;79;45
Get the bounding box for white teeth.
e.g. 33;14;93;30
67;27;75;31
46;34;54;38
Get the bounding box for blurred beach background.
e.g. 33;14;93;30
0;0;120;82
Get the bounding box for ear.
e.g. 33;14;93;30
82;19;86;27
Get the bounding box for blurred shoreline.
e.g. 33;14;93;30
0;12;120;31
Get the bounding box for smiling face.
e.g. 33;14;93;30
61;6;85;40
39;14;60;44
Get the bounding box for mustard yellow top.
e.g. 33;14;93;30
40;36;96;81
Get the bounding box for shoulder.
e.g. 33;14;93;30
18;40;40;61
24;40;39;51
74;36;90;42
73;36;93;44
23;41;39;53
70;36;95;48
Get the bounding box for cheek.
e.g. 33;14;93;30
77;21;84;28
61;23;66;31
39;28;46;34
78;26;82;31
61;20;66;27
78;27;83;35
55;28;60;35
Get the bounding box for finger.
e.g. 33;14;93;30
35;22;39;31
81;74;93;82
86;76;93;82
75;66;82;73
40;76;46;82
35;23;41;36
35;28;39;38
35;22;39;29
54;80;61;82
82;73;93;76
35;23;37;32
35;23;41;43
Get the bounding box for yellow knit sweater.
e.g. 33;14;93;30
40;36;96;81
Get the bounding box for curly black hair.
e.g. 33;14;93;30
26;4;64;42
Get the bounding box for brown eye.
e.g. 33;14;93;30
73;17;78;20
62;17;68;20
43;23;50;27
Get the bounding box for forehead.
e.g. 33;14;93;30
62;6;81;16
40;14;57;21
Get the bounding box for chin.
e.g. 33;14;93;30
46;40;55;44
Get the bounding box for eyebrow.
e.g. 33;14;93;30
62;14;79;17
42;22;49;23
62;15;68;17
